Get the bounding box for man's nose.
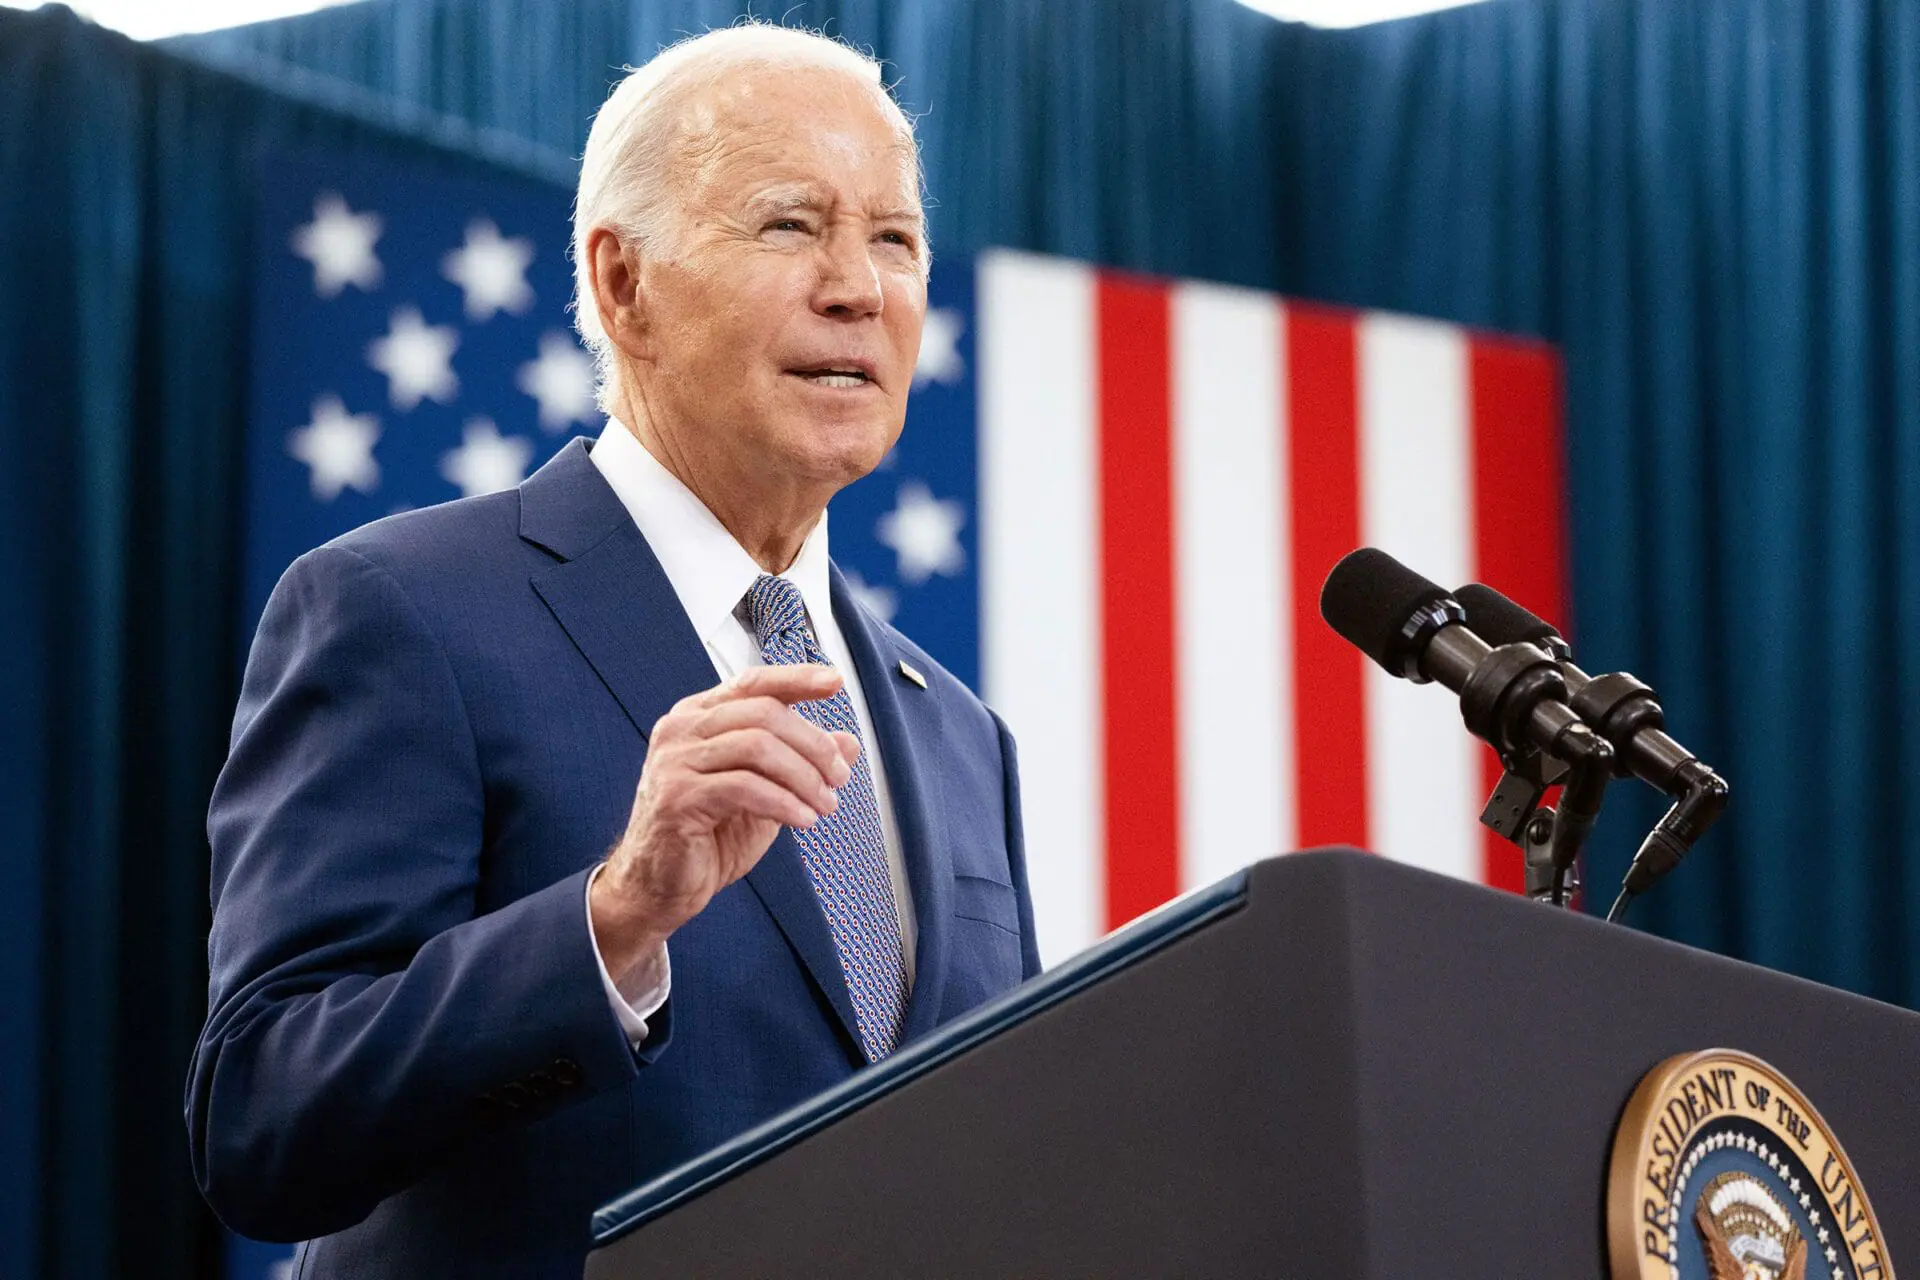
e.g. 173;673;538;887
814;228;884;318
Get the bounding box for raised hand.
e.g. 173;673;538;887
588;663;860;988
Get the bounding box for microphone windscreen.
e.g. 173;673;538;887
1455;584;1565;650
1319;547;1453;674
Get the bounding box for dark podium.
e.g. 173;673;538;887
586;850;1919;1277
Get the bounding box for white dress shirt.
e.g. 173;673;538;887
584;420;918;1045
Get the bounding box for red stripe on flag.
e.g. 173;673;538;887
1286;305;1370;849
1095;274;1181;928
1469;335;1568;893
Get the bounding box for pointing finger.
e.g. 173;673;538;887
693;663;843;710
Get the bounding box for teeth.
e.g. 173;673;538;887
804;372;866;388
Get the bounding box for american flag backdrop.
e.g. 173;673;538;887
246;156;1567;989
244;155;598;632
967;254;1567;965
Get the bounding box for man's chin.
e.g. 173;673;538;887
776;421;903;489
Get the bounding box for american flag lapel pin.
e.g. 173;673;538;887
897;659;927;689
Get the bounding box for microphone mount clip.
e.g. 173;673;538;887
1450;640;1615;909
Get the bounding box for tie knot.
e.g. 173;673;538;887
746;574;810;642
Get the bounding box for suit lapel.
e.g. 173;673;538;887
520;440;863;1052
743;833;862;1049
522;440;718;741
830;566;953;1044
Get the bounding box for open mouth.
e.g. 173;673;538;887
789;368;875;389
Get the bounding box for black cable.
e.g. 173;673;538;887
1606;888;1634;924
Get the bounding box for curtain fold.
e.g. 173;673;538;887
169;0;1298;287
1262;0;1920;995
0;9;591;1276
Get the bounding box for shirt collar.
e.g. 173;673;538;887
589;420;834;644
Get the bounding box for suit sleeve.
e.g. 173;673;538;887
990;709;1044;978
186;544;663;1243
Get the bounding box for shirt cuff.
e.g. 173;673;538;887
585;864;672;1047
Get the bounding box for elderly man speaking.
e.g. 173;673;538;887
188;24;1040;1277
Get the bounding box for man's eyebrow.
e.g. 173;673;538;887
739;186;925;228
740;184;825;219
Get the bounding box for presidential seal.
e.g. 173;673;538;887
1609;1049;1895;1280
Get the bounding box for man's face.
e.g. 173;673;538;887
631;70;928;501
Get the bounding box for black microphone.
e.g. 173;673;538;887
1452;585;1689;789
1320;549;1615;906
1319;549;1607;769
1453;583;1729;920
1448;583;1571;661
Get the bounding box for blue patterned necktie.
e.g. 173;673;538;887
746;574;908;1062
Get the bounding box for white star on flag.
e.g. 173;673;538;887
914;307;965;386
440;417;534;497
517;331;598;431
842;570;898;623
875;480;966;583
368;307;460;410
286;394;380;500
442;218;536;322
291;193;383;298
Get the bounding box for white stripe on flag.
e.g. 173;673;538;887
978;251;1104;966
1171;283;1293;891
1358;313;1481;882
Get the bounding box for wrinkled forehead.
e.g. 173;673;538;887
679;67;924;212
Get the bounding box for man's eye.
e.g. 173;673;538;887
766;219;808;233
878;231;915;248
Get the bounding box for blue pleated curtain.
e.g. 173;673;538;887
5;0;1920;1275
0;9;601;1277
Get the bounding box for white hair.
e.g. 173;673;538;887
571;22;924;413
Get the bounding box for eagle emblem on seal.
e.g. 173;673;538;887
1694;1171;1807;1280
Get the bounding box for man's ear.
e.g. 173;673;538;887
587;226;651;360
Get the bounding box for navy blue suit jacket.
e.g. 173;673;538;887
188;439;1042;1277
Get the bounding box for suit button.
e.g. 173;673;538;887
495;1081;532;1110
525;1072;557;1101
551;1057;582;1086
